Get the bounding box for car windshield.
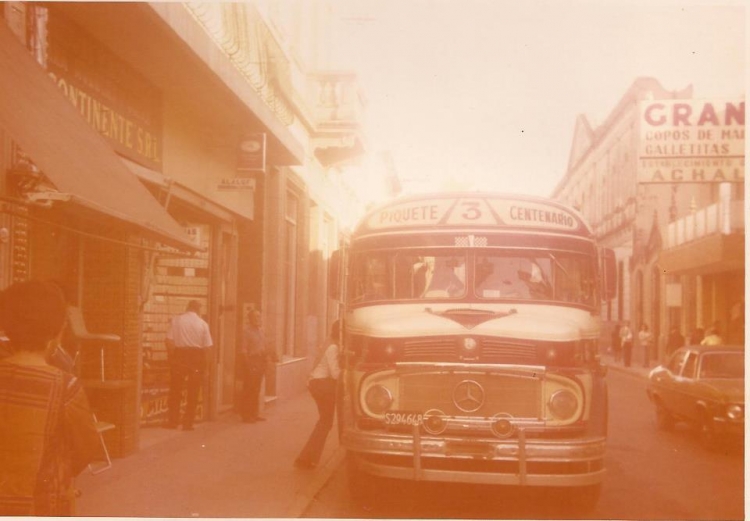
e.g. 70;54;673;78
347;249;595;305
699;352;745;379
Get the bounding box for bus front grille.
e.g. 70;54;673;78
403;338;456;360
481;339;537;363
402;337;539;364
398;372;541;418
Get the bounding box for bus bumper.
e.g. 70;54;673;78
343;428;606;487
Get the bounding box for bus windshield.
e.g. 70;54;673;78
348;249;596;305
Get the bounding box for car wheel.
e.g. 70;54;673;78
655;400;674;431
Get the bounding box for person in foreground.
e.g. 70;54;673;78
295;320;341;470
0;280;101;515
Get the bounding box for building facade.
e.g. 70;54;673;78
552;77;744;362
0;1;380;457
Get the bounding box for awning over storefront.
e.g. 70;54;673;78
659;233;745;275
0;23;199;252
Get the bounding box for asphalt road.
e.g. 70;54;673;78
302;368;744;520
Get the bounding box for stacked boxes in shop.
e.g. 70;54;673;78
140;226;211;427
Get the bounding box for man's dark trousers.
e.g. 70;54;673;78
240;355;265;421
168;348;206;428
296;377;337;465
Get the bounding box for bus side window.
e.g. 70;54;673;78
366;258;388;300
351;255;390;302
395;255;426;299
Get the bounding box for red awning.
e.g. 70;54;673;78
0;22;199;252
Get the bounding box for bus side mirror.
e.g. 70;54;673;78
602;248;616;301
328;249;341;299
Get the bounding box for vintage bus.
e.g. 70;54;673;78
331;193;616;508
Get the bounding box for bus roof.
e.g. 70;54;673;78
354;192;594;238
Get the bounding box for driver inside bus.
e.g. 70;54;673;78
518;259;552;299
422;257;464;298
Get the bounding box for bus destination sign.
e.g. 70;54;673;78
366;197;581;232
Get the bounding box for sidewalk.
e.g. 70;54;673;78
75;390;344;518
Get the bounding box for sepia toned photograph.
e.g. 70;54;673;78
0;1;745;519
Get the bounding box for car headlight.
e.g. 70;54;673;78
726;404;744;420
548;389;579;421
364;384;393;414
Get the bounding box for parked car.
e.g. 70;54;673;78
646;344;744;447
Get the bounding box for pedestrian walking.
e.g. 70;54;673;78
620;321;633;367
239;309;271;423
611;323;622;362
700;327;723;346
166;300;213;430
638;323;654;368
294;320;341;470
0;280;102;515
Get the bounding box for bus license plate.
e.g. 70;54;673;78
384;411;423;426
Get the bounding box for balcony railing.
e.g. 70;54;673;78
666;199;745;248
184;3;295;125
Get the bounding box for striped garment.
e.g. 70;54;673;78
0;360;101;516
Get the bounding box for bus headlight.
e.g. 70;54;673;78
423;409;447;435
365;385;393;414
726;404;744;420
549;389;578;421
491;413;516;439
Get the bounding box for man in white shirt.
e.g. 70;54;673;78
166;300;213;430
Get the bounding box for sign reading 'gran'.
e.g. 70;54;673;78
638;100;745;183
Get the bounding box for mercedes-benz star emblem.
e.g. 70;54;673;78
453;380;485;412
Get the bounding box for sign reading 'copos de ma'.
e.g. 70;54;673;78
638;99;744;183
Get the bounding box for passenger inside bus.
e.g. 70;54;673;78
475;256;552;300
422;257;465;298
517;259;553;299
